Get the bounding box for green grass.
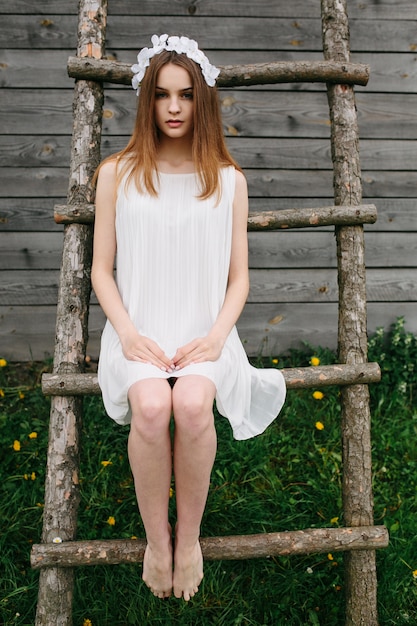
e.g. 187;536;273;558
1;317;417;625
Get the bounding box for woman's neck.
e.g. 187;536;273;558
157;138;195;173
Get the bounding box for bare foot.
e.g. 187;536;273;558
142;535;173;599
173;540;204;601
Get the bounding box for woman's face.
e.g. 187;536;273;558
154;63;194;141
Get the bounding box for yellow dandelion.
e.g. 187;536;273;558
131;535;138;540
272;358;279;364
169;487;174;498
413;570;417;579
330;516;339;524
313;390;324;400
327;553;334;561
0;358;7;367
29;432;38;439
31;472;36;481
107;516;116;526
315;421;325;431
83;619;93;626
101;460;112;467
24;474;29;480
18;391;25;400
0;389;4;398
310;356;320;366
13;440;21;451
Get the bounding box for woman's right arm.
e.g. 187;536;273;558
91;160;174;371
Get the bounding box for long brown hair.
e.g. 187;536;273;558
97;47;241;199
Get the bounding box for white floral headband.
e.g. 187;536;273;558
131;34;220;94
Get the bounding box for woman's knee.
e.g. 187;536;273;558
129;381;172;440
172;378;215;434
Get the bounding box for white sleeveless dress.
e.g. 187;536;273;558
98;166;286;440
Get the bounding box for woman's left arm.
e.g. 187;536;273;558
173;169;249;368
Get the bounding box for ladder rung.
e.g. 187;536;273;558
30;525;388;569
54;202;377;229
42;363;380;396
67;56;370;87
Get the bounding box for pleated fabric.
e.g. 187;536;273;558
98;166;286;440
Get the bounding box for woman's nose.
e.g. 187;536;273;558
168;97;181;114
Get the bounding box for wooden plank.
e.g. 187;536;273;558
1;15;414;53
0;50;74;89
3;0;415;20
0;232;65;269
2;50;416;94
0;15;77;49
6;165;416;201
0;198;64;232
0;135;415;172
2;268;415;307
0;90;73;135
99;90;416;139
0;168;69;198
2;90;416;141
2;302;417;362
248;268;417;303
0;136;71;168
226;138;417;171
103;18;417;54
0;270;61;305
245;170;417;200
1;231;415;270
247;231;417;269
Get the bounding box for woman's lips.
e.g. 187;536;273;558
167;120;183;128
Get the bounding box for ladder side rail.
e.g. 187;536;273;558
35;1;108;625
321;1;379;625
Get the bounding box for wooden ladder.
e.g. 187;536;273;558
31;1;388;624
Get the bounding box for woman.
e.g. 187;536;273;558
92;35;286;602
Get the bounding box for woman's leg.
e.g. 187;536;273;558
171;375;217;601
128;378;173;598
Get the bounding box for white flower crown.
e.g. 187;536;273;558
131;34;220;94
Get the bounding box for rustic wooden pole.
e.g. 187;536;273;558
53;201;377;228
321;1;379;625
41;363;381;396
31;525;389;569
67;55;370;87
35;2;107;625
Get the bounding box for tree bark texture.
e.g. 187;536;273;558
67;56;369;88
53;201;377;229
322;1;379;625
31;526;388;569
41;363;381;396
35;2;107;626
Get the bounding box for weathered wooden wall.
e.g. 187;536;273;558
0;0;416;361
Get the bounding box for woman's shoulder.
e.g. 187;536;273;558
232;168;248;193
99;156;119;178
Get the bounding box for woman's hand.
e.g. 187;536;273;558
172;335;224;370
121;331;174;372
